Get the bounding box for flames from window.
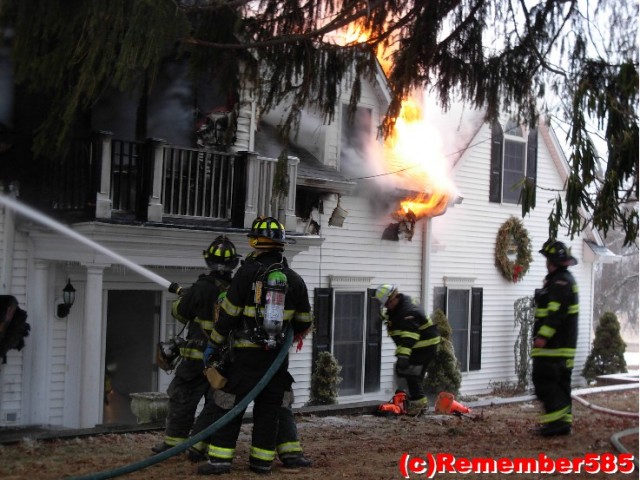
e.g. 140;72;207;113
331;20;457;224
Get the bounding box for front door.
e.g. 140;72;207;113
103;290;160;425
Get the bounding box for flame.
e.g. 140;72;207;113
384;96;455;220
328;20;455;220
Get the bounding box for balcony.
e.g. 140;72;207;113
35;132;299;231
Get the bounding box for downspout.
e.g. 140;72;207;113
1;182;18;294
421;218;432;310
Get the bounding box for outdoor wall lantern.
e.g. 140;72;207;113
56;279;76;318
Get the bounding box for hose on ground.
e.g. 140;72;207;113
571;393;639;418
610;428;640;470
67;329;293;480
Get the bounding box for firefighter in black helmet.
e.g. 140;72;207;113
531;239;579;437
152;236;240;460
198;216;313;476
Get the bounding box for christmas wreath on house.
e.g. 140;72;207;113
495;217;532;283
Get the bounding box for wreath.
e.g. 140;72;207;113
495;217;532;283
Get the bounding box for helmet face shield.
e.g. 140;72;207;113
204;235;240;271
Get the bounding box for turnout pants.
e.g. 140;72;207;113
164;360;211;446
396;346;437;400
205;349;290;471
532;356;573;425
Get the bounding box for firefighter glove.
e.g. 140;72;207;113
203;343;220;367
168;282;184;295
395;356;410;375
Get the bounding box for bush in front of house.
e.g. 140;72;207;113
424;309;462;396
308;351;342;405
582;311;627;382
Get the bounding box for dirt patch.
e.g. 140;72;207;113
0;389;637;479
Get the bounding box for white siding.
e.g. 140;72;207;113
429;123;594;395
289;193;426;406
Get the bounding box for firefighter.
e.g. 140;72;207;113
375;284;441;415
151;235;240;459
197;216;313;475
531;240;579;437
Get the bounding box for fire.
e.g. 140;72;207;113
329;20;456;222
384;96;455;220
396;192;449;219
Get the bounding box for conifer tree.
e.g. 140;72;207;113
308;351;342;406
582;311;628;383
424;309;462;396
1;0;637;243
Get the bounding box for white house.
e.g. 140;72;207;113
0;51;612;429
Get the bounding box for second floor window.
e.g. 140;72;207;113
490;120;538;205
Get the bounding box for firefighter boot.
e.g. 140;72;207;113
281;453;313;468
150;442;173;455
197;459;232;475
407;396;428;416
188;445;207;463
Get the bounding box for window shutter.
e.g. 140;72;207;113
364;288;381;393
469;288;483;371
432;286;447;315
312;288;333;372
525;128;538;208
489;122;503;203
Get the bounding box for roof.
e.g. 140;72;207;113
583;240;619;264
254;123;356;195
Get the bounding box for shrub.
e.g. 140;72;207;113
308;351;342;405
582;311;627;382
424;309;462;396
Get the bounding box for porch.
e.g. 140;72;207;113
26;132;299;230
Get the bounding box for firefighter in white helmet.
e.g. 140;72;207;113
375;284;441;415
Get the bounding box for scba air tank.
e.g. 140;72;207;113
263;270;287;348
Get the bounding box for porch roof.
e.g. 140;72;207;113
254;123;356;195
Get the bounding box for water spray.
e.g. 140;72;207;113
0;195;171;289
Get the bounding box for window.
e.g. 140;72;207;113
340;105;372;176
313;281;381;396
433;285;483;372
489;120;538;205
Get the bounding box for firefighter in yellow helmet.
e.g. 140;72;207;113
531;240;579;437
198;216;313;475
152;235;239;459
375;284;441;415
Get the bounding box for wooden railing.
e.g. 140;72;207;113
43;132;298;230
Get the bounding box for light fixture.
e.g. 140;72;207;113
57;279;76;318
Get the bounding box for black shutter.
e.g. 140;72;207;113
312;288;333;372
489;121;503;203
469;288;483;371
525;128;538;209
364;288;382;393
432;286;447;315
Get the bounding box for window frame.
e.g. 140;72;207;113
433;281;483;372
312;276;381;398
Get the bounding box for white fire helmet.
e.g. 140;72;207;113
375;284;398;306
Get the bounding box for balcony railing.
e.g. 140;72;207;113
42;132;298;230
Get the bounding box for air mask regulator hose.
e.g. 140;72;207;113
69;329;294;480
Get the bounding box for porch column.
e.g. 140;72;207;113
146;138;166;222
284;157;299;231
243;151;259;228
95;131;113;219
30;260;51;425
79;264;106;428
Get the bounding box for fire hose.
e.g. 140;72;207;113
68;328;293;480
571;392;640;471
